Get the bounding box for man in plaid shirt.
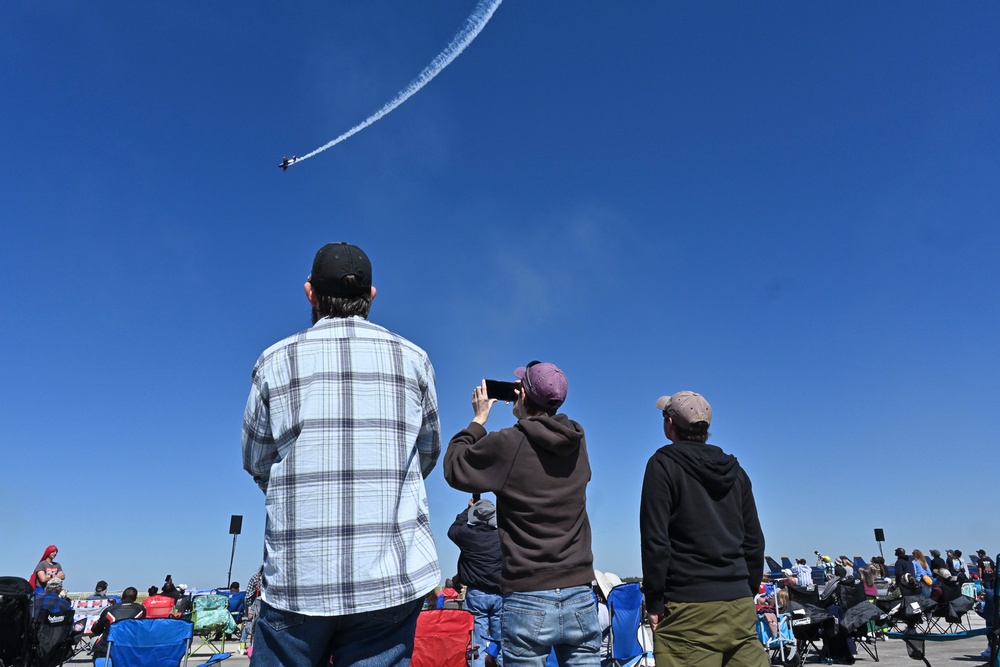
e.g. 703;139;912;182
243;243;442;667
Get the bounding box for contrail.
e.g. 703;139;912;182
287;0;503;167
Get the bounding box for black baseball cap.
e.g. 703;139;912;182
309;243;372;297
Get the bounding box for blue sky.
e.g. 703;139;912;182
2;1;998;592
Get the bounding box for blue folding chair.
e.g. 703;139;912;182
607;583;652;667
101;618;193;667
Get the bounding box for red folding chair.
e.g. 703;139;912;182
412;608;476;667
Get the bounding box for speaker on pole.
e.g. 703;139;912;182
874;527;885;560
227;515;243;587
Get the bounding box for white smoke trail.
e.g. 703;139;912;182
293;0;503;165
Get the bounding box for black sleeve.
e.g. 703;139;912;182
640;454;672;615
740;472;765;596
447;511;470;548
90;608;112;637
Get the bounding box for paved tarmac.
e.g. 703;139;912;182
64;613;991;667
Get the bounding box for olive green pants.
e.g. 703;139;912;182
652;597;768;667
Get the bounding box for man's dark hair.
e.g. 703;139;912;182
122;587;138;603
148;586;158;597
672;421;710;443
312;275;372;323
230;582;240;591
524;395;557;417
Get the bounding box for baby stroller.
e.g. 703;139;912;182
0;577;33;667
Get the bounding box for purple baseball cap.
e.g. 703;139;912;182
514;361;567;410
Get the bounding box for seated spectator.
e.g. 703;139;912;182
912;549;933;596
147;585;159;597
35;577;72;618
160;582;180;600
859;568;878;599
792;558;813;587
954;550;971;583
929;550;950;579
894;547;916;586
869;556;888;580
86;580;110;600
90;587;146;661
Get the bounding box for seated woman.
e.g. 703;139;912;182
858;568;878;599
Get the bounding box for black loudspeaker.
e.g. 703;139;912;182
230;515;243;535
874;528;885;542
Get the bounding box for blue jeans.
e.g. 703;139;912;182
465;588;504;667
251;598;423;667
502;587;600;667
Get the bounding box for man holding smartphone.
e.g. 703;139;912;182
444;362;600;667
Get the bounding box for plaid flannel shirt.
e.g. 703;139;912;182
243;316;441;616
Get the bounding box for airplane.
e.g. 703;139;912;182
278;156;299;172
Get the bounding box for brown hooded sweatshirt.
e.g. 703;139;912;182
444;414;594;593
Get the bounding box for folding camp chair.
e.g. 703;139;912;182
100;618;193;667
213;590;246;642
607;582;653;667
412;608;475;667
926;580;975;634
0;576;34;667
31;605;76;667
71;598;113;656
143;595;177;619
189;594;236;656
757;611;797;667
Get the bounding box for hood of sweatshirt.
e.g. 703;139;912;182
515;413;584;457
662;441;740;498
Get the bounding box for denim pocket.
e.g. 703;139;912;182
259;603;306;632
368;599;421;625
502;603;546;657
574;606;602;650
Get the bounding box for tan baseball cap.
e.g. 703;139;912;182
656;391;712;428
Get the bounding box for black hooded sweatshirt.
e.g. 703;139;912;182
640;440;764;613
444;414;594;593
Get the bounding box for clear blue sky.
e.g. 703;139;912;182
2;2;998;592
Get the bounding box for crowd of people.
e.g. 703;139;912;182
22;551;265;661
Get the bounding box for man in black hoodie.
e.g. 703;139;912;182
445;361;600;666
449;497;503;667
640;391;767;667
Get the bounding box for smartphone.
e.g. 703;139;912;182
485;379;518;402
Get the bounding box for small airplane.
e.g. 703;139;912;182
278;156;299;172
